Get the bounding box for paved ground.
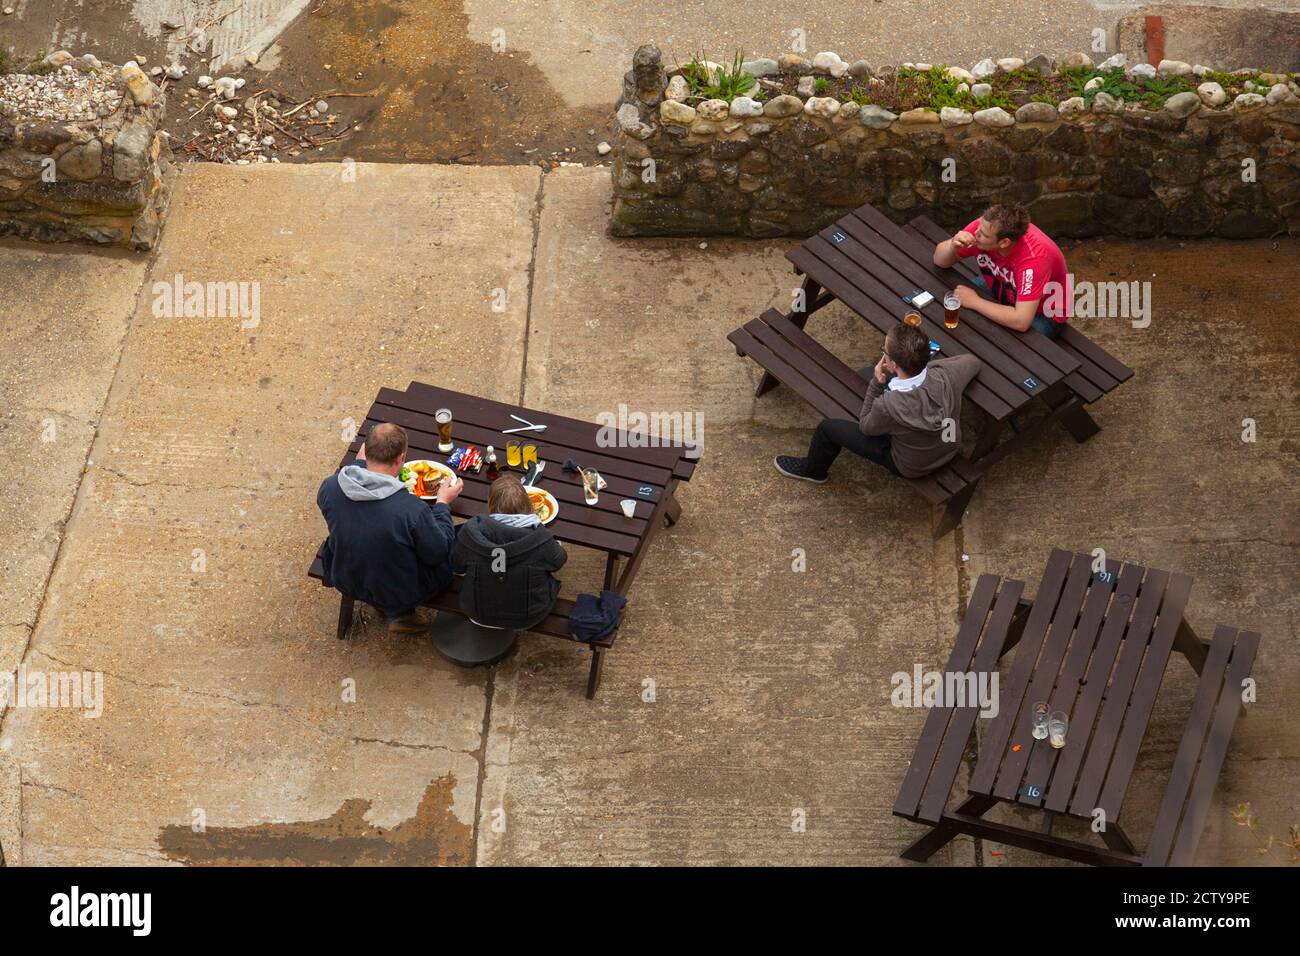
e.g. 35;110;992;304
1;162;1295;866
7;2;1299;166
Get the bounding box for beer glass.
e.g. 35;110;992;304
435;408;454;453
943;291;961;329
1048;711;1068;749
1031;702;1050;740
903;310;923;328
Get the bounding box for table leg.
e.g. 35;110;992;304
1060;403;1101;443
1172;618;1209;677
934;482;978;539
336;595;355;641
1100;822;1137;856
971;417;1006;464
901;795;997;862
604;553;619;591
664;493;682;528
1042;382;1101;443
585;646;606;700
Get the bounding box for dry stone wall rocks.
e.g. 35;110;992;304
0;54;176;249
610;45;1300;240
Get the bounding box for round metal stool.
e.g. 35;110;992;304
429;613;519;667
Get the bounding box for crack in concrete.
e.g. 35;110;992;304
349;736;467;756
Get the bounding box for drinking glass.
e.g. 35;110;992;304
1031;702;1050;740
943;291;961;329
904;310;923;328
506;440;522;468
1048;711;1068;749
522;443;538;468
435;408;454;453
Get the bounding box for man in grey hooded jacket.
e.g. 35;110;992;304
317;423;462;635
775;322;981;482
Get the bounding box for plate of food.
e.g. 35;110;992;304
400;459;455;499
523;485;558;525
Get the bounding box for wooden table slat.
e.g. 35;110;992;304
1043;561;1147;813
1018;558;1123;807
1097;572;1196;820
763;310;873;400
1167;630;1260;865
728;326;856;421
990;552;1096;801
1142;627;1237;865
1067;568;1174;815
990;553;1093;800
918;578;1026;822
894;574;1002;819
969;548;1074;793
746;319;866;413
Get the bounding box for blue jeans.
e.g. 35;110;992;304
969;275;1062;339
1031;313;1062;340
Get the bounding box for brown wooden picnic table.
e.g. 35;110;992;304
310;381;700;697
894;548;1259;866
729;203;1134;536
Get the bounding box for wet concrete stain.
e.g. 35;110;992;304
226;0;608;164
156;775;473;865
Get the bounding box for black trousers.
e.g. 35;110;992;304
805;419;902;478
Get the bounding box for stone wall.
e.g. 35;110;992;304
0;52;176;249
611;46;1300;240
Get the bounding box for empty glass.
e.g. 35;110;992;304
1048;711;1069;749
1031;702;1050;740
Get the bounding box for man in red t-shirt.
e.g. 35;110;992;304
932;202;1071;339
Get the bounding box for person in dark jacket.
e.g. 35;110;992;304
317;422;462;635
452;476;567;630
774;321;981;482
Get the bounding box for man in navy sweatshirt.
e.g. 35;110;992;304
317;422;462;635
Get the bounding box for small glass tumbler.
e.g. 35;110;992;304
1031;702;1050;740
1048;711;1069;749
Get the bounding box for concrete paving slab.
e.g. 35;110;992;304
962;237;1300;865
1;161;541;865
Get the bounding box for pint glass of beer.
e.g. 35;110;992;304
435;408;454;453
943;292;961;329
903;311;923;328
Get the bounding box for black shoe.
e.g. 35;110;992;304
774;455;828;483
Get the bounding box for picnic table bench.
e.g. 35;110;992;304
308;381;699;699
893;548;1259;866
728;204;1133;536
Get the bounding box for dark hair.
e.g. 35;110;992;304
488;476;532;515
365;422;407;465
885;322;931;377
982;202;1031;243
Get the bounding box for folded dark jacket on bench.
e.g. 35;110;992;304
568;590;627;643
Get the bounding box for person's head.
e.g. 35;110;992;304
364;423;408;472
884;322;931;378
488;476;532;515
975;202;1031;253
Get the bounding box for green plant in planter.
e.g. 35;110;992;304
1138;73;1195;108
1067;66;1137;105
681;51;757;102
848;84;872;106
814;76;829;94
